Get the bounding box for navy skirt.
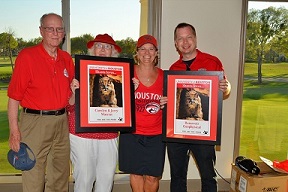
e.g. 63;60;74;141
118;133;166;177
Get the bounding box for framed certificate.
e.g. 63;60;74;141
162;71;223;145
75;55;135;133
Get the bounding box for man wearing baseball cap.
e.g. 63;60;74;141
68;33;122;192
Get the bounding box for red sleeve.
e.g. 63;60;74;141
7;50;31;100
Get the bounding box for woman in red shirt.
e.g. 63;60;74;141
119;35;165;192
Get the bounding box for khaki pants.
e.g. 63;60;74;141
20;111;70;192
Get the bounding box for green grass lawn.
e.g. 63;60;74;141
245;62;288;78
0;59;287;173
0;57;14;72
0;58;13;89
240;101;288;159
241;63;288;161
0;65;12;74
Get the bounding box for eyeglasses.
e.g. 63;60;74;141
42;27;65;33
95;43;112;50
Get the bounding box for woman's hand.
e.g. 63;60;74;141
132;77;140;90
70;78;80;94
69;79;80;105
160;96;168;109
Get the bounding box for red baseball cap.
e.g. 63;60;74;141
87;33;122;53
136;34;158;49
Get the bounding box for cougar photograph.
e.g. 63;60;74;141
176;88;209;121
89;74;123;107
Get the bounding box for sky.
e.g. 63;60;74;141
248;1;288;10
0;1;287;42
0;0;141;41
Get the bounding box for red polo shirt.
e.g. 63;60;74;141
170;49;226;77
8;43;74;110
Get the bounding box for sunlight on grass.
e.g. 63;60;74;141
245;63;288;78
240;100;288;161
240;63;288;161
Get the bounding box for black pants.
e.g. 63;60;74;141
167;142;217;192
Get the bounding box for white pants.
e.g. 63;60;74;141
70;134;118;192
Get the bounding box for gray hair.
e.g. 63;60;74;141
40;13;64;27
87;42;119;57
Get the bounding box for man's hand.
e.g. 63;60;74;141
219;79;231;99
9;128;21;152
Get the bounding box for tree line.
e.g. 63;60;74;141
0;32;137;70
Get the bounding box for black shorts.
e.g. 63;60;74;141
118;133;166;177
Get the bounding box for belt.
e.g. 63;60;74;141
23;107;66;116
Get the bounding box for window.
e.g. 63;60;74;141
0;0;141;175
239;0;288;162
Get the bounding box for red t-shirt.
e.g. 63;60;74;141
8;43;74;110
134;67;163;135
